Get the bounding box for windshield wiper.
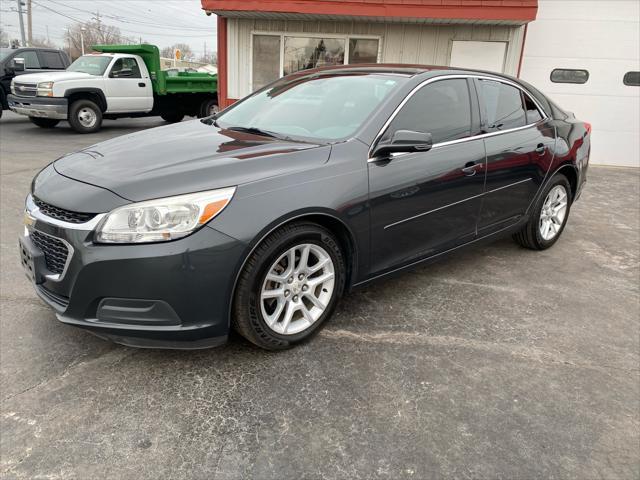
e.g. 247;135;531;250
226;126;279;138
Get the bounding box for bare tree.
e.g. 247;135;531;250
161;43;195;61
31;37;57;48
197;52;217;66
64;21;129;59
0;27;10;48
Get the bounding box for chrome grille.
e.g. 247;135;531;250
13;82;38;97
33;197;96;224
30;231;69;275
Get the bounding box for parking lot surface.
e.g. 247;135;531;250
1;111;639;479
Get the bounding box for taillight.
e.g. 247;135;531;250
584;122;592;135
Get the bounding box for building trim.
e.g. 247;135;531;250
217;16;232;108
517;23;528;77
202;0;538;23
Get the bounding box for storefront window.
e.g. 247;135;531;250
283;37;345;76
348;38;379;64
252;35;281;91
251;34;381;92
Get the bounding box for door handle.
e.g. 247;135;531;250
535;143;545;155
138;82;146;87
461;162;481;177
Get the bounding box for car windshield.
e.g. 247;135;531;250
67;55;112;75
0;48;12;61
215;73;406;142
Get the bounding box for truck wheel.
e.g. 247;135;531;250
161;113;184;123
29;117;60;128
68;99;102;133
198;98;219;118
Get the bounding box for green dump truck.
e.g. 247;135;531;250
8;44;218;133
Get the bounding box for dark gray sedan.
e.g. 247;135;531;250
19;65;591;350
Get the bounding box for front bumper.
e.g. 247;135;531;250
19;194;247;349
7;94;68;120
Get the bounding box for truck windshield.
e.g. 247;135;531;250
215;73;407;142
67;55;112;75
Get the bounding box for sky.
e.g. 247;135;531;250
0;0;217;55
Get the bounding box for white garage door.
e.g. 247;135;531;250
450;41;507;73
519;0;640;167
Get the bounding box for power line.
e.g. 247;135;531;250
46;0;214;32
31;1;215;38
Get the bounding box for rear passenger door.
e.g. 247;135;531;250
475;78;556;235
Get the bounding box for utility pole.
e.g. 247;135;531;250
26;0;32;46
92;10;102;42
16;0;26;46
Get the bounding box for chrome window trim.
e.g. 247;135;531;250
367;73;549;162
26;194;106;231
384;178;532;230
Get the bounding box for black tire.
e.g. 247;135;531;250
161;112;184;123
198;98;218;118
513;173;572;250
68;99;102;133
29;117;60;128
232;222;346;350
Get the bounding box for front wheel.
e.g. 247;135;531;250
513;173;572;250
68;100;102;133
29;117;60;128
232;222;346;350
161;113;184;123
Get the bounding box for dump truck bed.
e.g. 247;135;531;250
92;44;217;95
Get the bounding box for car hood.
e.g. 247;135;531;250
54;119;331;202
13;71;94;83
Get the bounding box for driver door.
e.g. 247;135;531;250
368;78;486;274
105;57;153;112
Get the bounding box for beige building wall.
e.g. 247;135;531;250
226;18;526;99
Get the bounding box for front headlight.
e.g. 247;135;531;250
37;81;54;97
95;187;236;244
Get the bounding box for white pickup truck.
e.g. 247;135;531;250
7;44;218;133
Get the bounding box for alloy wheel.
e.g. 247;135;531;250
260;243;335;335
539;184;568;241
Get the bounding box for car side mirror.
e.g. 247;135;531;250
373;130;433;158
9;58;25;73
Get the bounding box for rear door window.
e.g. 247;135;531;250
382;78;472;145
478;80;526;131
38;51;65;69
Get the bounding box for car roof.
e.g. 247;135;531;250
294;63;510;78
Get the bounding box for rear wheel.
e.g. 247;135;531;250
68;99;102;133
161;112;185;123
232;222;346;350
198;98;218;118
29;117;60;128
513;173;572;250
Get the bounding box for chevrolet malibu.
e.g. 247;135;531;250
19;65;591;350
